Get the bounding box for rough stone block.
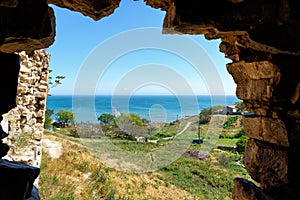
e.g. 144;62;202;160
243;116;289;147
233;177;273;200
0;0;55;53
243;139;288;187
236;79;269;100
32;131;42;141
48;0;121;21
0;0;17;7
38;85;48;92
227;61;280;101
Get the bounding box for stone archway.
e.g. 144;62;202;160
1;0;300;199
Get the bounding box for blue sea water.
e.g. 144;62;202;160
46;95;240;123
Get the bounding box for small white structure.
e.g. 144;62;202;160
213;104;238;115
136;136;146;142
222;104;237;115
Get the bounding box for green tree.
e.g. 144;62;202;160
44;109;54;129
199;108;211;124
199;105;225;124
48;69;65;96
55;109;75;125
97;113;115;125
114;113;149;138
129;113;144;126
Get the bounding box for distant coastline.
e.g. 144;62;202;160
46;95;240;123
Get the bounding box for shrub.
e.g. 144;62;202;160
223;116;238;129
199;106;224;124
234;128;245;138
44;109;54;129
199;108;211;124
236;135;249;154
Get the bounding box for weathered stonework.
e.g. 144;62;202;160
0;0;55;53
232;178;273;200
1;49;50;168
227;61;280;102
143;0;300;199
0;0;299;199
47;0;121;21
243;116;289;147
244;139;288;188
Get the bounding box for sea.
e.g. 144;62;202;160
46;95;240;123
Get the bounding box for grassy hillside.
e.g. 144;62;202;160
40;130;193;200
39;119;254;200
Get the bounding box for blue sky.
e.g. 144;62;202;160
46;0;236;96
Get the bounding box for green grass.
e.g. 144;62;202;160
216;138;239;147
159;151;251;199
111;139;161;153
39;132;116;200
223;116;238;129
40;115;253;200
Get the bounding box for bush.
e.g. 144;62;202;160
199;106;224;124
148;131;173;140
223;116;238;129
234;128;245;138
44;109;54;129
236;135;248;154
115;113;148;138
199;108;211;124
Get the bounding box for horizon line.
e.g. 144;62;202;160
49;94;238;96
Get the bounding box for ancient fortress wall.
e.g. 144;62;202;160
1;49;50;168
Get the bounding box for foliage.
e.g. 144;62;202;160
141;117;149;123
47;69;65;96
128;113;145;126
97;113;115;125
160;152;252;199
40;114;253;200
39;132;115;200
219;127;244;139
199;108;211;124
114;113;149;138
73;122;104;138
55;109;75;125
216;138;240;147
234;128;245;138
236;135;249;154
222;116;238;129
48;70;65;89
235;101;246;112
14;132;30;148
148;131;176;140
44;109;54;129
199;105;224;124
46;109;54;117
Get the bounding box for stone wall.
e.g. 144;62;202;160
1;49;50;168
0;0;299;199
143;1;300;199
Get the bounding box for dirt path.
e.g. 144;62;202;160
175;121;192;137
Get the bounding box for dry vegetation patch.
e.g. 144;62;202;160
40;130;194;200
